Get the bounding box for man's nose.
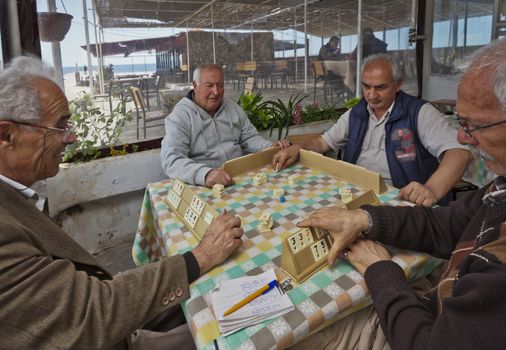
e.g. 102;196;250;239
456;127;477;145
64;131;77;145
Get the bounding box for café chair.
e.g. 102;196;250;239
130;86;166;139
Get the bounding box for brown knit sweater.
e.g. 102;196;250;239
362;184;506;350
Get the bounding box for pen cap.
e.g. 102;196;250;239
262;280;278;294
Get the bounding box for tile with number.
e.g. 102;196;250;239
204;211;214;225
310;239;329;262
172;179;185;196
296;228;314;250
288;234;299;254
184;207;198;228
167;190;181;209
190;195;205;216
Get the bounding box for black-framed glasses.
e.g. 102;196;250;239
11;120;74;142
455;113;506;138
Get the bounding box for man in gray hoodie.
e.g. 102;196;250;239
160;64;288;187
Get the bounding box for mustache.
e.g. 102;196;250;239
469;145;495;161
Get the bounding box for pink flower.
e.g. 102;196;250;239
293;103;303;125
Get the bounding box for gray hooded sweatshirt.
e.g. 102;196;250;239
160;94;273;186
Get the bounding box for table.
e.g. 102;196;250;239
323;60;356;94
133;165;441;350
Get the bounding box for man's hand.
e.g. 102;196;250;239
399;181;437;206
272;145;301;171
345;239;391;275
272;140;291;150
205;169;234;188
192;210;243;274
297;207;370;265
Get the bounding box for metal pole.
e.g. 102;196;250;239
186;21;191;83
211;3;216;64
6;0;22;57
82;0;94;98
250;24;254;62
294;9;298;82
99;26;106;77
321;11;324;46
47;0;65;90
356;0;363;98
92;1;104;94
304;0;307;92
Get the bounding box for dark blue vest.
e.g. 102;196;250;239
344;91;439;191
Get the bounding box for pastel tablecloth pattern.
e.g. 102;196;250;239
133;165;442;350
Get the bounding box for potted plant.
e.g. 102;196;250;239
238;91;273;130
38;12;73;42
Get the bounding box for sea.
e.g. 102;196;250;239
63;63;157;76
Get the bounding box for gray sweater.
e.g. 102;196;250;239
160;95;272;185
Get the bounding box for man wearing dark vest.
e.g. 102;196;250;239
273;54;471;206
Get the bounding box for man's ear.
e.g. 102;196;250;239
0;121;15;146
395;79;403;92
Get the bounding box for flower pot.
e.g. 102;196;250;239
38;12;73;42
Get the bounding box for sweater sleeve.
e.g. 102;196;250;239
0;223;192;349
160;108;212;186
362;185;487;259
365;253;506;350
235;105;273;152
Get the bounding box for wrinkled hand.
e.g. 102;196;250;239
272;140;291;150
297;206;370;265
205;169;235;188
192;210;243;274
345;239;391;275
271;145;301;171
399;181;437;206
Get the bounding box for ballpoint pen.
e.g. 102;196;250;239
223;279;278;317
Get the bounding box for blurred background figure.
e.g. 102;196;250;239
351;28;387;59
318;36;341;61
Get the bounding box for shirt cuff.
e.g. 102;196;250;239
195;166;213;186
182;251;200;284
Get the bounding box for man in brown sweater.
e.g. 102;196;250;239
0;58;243;349
292;40;506;349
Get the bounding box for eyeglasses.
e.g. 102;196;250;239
455;113;506;138
11;120;74;142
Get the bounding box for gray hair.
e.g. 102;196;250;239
0;56;57;123
192;64;223;86
362;54;402;84
459;39;506;113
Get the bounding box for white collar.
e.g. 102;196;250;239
0;173;46;212
367;100;396;120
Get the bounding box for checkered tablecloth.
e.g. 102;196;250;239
133;165;441;349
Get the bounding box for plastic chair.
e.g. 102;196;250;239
130;86;166;139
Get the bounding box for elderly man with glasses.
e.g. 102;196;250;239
290;39;506;350
0;57;244;349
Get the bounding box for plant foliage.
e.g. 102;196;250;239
343;96;361;110
239;91;345;140
63;93;133;163
238;91;273;130
265;91;307;140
